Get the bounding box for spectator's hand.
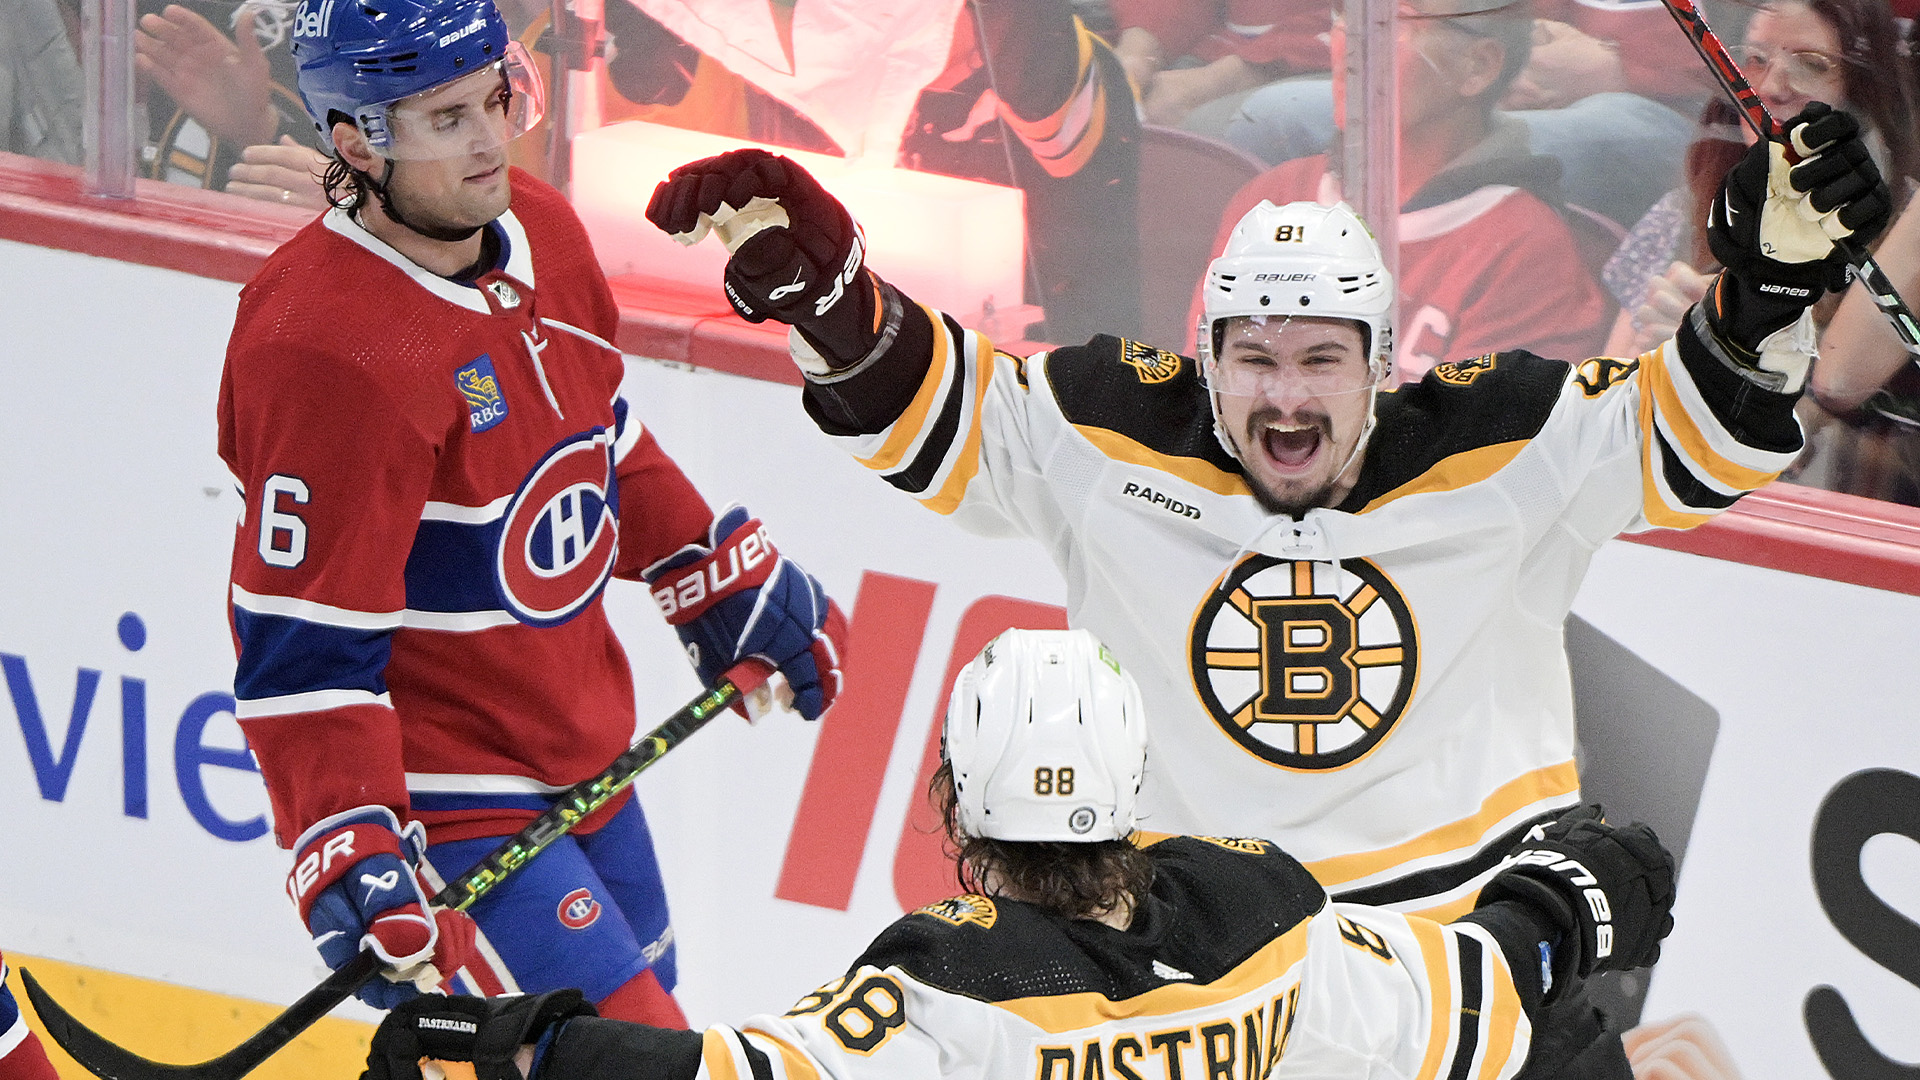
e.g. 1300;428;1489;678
1112;26;1167;92
1624;1014;1745;1080
1629;261;1712;353
1143;56;1260;127
136;4;278;147
1500;20;1625;111
227;136;330;210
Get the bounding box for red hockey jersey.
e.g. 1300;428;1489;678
218;171;713;847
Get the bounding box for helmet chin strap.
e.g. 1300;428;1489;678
358;158;485;243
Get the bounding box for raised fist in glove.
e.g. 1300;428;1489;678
647;148;866;326
1477;805;1675;991
362;990;596;1080
1708;103;1891;300
642;504;848;721
289;807;478;1009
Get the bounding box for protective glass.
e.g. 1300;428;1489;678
1202;316;1381;398
359;42;546;161
1729;43;1845;97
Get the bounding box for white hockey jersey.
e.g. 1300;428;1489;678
542;836;1536;1080
798;300;1801;918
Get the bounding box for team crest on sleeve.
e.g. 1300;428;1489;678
495;429;619;626
915;894;999;929
457;355;509;433
1119;339;1184;384
1433;354;1497;386
1573;356;1638;398
1189;555;1419;770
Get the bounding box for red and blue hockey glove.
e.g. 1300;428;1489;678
363;991;596;1080
1476;805;1675;999
646;149;885;371
1706;104;1891;349
642;505;847;721
288;806;478;1010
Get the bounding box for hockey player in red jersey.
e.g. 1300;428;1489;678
646;98;1886;1074
217;0;847;1027
351;628;1678;1080
0;953;57;1080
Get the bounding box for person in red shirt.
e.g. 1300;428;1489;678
1199;0;1613;379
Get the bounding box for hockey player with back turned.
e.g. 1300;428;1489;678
358;627;1679;1080
217;0;848;1027
644;102;1888;1074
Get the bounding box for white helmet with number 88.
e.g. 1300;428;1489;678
943;629;1148;843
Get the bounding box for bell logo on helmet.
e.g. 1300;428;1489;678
1189;554;1419;770
292;0;335;38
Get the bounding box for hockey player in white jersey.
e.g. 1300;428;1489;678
359;628;1677;1080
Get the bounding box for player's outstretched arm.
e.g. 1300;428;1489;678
1692;103;1891;392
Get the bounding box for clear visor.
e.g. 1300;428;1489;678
1201;314;1381;398
358;41;546;161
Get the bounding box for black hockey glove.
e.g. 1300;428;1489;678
362;990;596;1080
1706;104;1891;342
647;149;885;369
1476;805;1675;992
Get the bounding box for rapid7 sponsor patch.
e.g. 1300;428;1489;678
1121;481;1201;520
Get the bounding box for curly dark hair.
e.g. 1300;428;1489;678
930;760;1154;922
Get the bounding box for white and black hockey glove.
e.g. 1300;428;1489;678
647;149;893;373
1475;805;1676;1000
1706;104;1891;346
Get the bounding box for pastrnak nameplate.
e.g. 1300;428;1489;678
1189;555;1418;769
1119;339;1183;384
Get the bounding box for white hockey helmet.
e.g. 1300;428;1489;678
943;628;1148;843
1198;200;1394;375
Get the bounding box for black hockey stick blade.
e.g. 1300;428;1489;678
22;670;756;1080
1658;0;1920;358
21;951;381;1080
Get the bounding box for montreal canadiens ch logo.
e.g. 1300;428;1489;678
1189;554;1419;770
495;430;619;627
557;888;602;930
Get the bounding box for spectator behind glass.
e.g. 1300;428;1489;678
1601;0;1918;359
1108;0;1329;130
1;0;84;164
1199;0;1615;379
1788;14;1920;504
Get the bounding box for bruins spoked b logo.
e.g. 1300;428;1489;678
1190;555;1418;769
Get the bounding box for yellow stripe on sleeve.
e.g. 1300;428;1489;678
855;305;957;474
1634;358;1718;529
998;24;1096;146
1641;344;1782;493
1473;932;1524;1080
1408;919;1456;1080
740;1028;826;1080
700;1029;747;1080
920;335;999;515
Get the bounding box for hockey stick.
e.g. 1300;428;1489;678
1657;0;1920;359
21;664;766;1080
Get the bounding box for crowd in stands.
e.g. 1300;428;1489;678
4;0;1918;500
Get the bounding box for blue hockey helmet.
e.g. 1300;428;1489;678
290;0;544;159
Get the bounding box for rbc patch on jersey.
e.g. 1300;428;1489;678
457;356;509;433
